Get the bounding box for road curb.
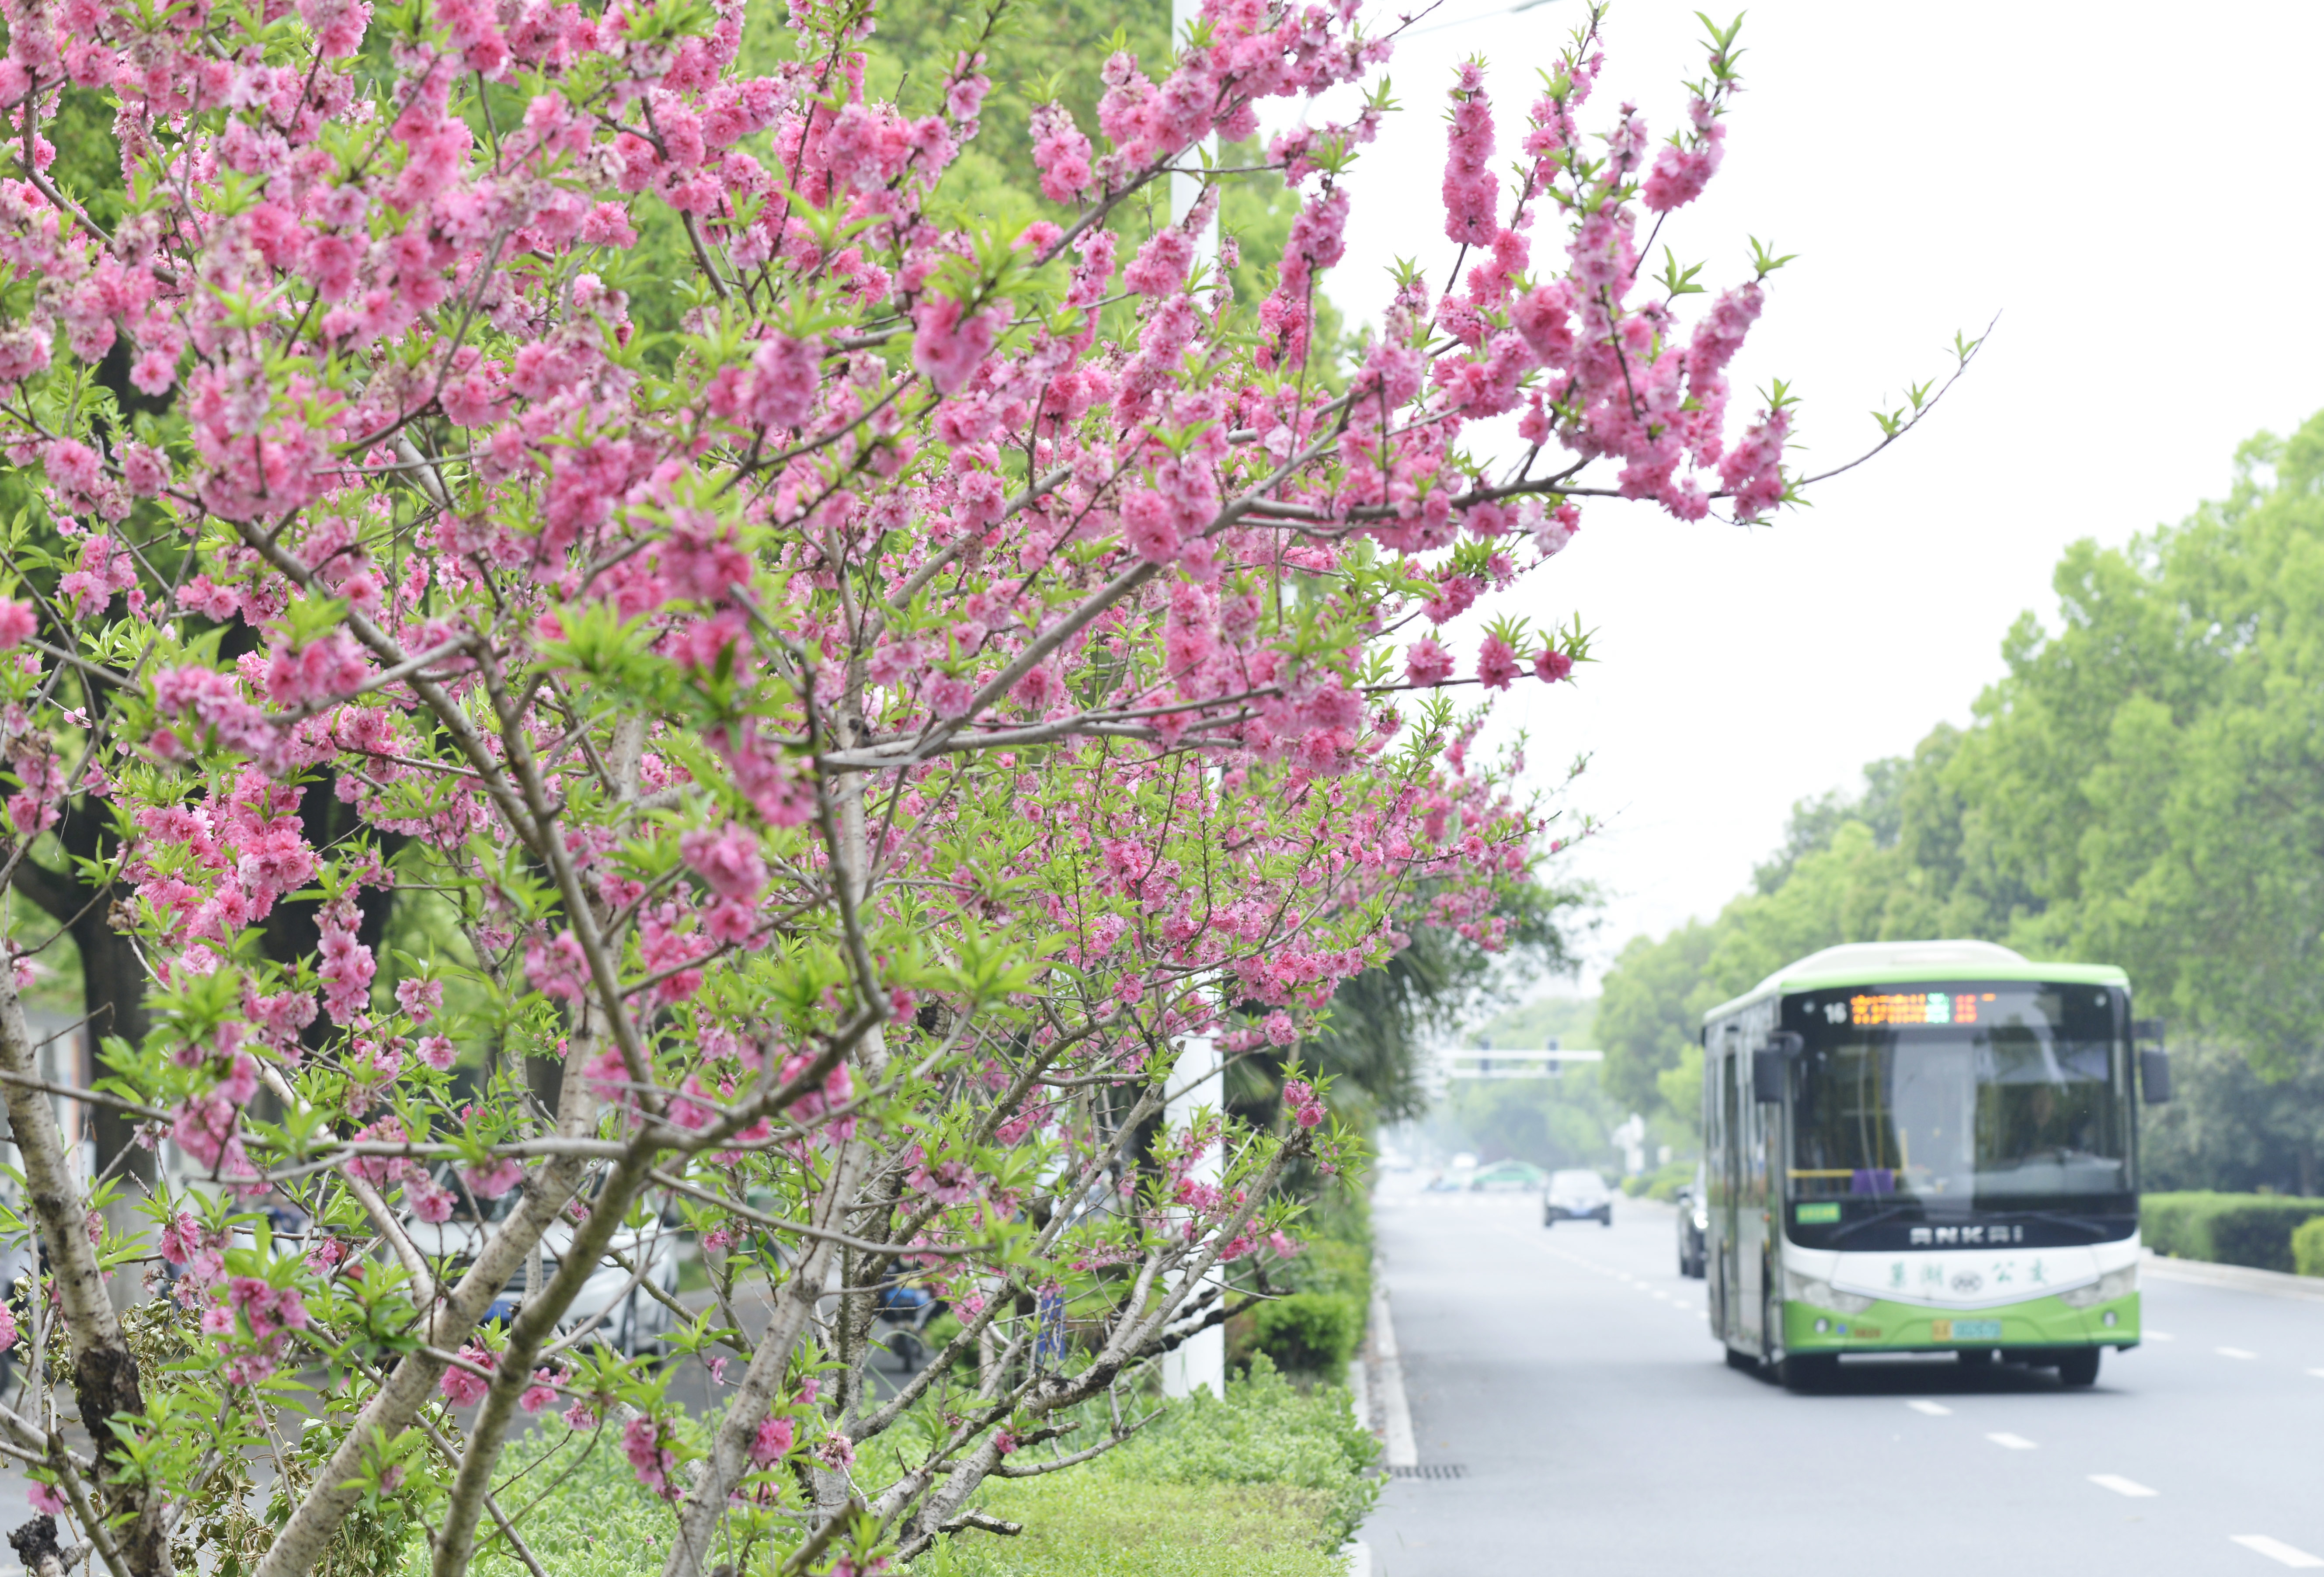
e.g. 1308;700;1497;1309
1369;1261;1418;1468
2141;1248;2324;1303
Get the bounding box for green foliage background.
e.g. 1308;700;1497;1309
1589;408;2324;1198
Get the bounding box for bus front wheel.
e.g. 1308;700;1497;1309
1778;1353;1837;1391
2056;1348;2101;1387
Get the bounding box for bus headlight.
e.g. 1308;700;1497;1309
1785;1268;1875;1314
2059;1266;2137;1310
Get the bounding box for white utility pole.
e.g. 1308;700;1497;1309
1161;1029;1225;1400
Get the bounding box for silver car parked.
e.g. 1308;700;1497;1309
403;1193;683;1358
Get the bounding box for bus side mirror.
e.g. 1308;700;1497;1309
2139;1049;2171;1104
1752;1032;1802;1102
2133;1019;2169;1103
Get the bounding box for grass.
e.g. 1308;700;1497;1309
397;1415;697;1577
915;1479;1347;1577
922;1356;1376;1577
403;1358;1372;1577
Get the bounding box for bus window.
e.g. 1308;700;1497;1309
1785;983;2129;1207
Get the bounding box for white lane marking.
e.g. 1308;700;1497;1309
2146;1330;2176;1341
1986;1432;2037;1450
1906;1400;1952;1416
2230;1535;2324;1568
2089;1474;2158;1498
2217;1347;2258;1359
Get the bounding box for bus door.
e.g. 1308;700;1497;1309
1719;1036;1743;1343
1736;1037;1766;1353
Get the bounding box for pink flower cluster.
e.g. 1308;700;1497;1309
195;1275;313;1386
440;1343;498;1407
1282;1080;1326;1130
623;1414;682;1500
749;1414;796;1469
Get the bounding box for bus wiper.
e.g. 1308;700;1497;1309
1825;1205;1918;1243
2000;1209;2120;1241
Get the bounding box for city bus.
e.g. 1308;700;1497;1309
1700;940;2168;1389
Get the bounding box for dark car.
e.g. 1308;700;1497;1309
1675;1163;1708;1278
1543;1169;1613;1226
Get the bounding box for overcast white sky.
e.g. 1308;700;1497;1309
1298;0;2324;987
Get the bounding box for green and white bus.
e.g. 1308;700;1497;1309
1701;940;2167;1389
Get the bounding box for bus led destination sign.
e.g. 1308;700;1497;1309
1849;990;1997;1027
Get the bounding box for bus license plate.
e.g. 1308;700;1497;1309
1934;1319;2002;1341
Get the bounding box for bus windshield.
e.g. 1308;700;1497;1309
1785;982;2129;1205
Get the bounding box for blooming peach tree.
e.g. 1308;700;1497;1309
0;0;1959;1571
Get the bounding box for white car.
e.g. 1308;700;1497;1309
1543;1169;1614;1227
402;1197;683;1358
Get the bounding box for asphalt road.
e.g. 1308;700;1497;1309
1362;1186;2324;1576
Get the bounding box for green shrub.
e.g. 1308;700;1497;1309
1273;1183;1371;1306
2142;1191;2324;1271
1647;1168;1694;1203
2293;1216;2324;1278
1252;1292;1362;1373
1239;1173;1371;1372
1621;1159;1693;1201
1276;1233;1371;1305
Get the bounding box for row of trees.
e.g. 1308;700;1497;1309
1596;410;2324;1194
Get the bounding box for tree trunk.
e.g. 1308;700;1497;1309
62;917;153;1179
12;814;153;1202
0;976;165;1574
260;772;406;1056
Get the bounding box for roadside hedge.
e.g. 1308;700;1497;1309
1622;1159;1693;1202
2142;1191;2324;1272
1235;1180;1371;1376
1253;1292;1363;1372
2293;1216;2324;1278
